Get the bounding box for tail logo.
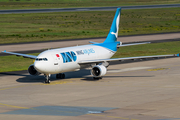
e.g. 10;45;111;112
110;13;120;38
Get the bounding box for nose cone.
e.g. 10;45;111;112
34;61;46;73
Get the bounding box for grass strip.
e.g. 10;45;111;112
0;7;180;44
1;41;180;72
0;0;180;10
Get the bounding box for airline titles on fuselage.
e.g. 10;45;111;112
56;48;95;63
76;48;95;55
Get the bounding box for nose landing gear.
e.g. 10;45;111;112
44;74;51;83
44;73;65;84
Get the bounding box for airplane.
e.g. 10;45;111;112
2;8;179;83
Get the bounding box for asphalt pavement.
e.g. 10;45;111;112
1;57;180;120
0;32;180;56
0;4;180;14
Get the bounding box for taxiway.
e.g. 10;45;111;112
0;32;180;56
0;57;180;120
0;4;180;14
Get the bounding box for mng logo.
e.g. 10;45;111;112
60;51;77;63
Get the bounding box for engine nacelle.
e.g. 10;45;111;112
28;64;41;76
91;65;107;77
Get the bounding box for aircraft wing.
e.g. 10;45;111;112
78;54;179;64
1;50;37;59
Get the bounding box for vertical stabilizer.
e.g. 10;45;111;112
104;8;121;43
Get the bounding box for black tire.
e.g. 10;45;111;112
62;73;65;79
45;75;50;83
56;74;60;79
56;73;65;79
45;80;50;83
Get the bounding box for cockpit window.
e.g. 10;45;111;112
36;58;48;61
43;58;48;61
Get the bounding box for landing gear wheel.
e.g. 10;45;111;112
61;73;65;79
44;74;51;83
56;74;60;79
56;73;65;79
45;79;50;83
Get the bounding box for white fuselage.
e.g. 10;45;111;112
34;44;115;74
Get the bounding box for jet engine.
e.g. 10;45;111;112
28;64;40;76
91;65;107;77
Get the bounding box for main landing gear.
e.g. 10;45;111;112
56;73;65;79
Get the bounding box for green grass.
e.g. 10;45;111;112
0;0;180;9
113;41;180;58
1;41;180;72
0;53;39;72
0;7;179;44
0;55;34;72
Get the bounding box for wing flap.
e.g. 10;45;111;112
1;50;37;59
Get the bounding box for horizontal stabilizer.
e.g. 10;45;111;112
89;41;99;44
118;42;150;47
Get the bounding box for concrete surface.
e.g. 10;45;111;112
0;57;180;120
0;4;179;14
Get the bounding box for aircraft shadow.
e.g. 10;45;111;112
16;75;46;83
81;75;153;81
105;75;154;78
0;71;28;77
16;69;91;83
15;69;153;83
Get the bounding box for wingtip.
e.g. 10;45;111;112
177;53;180;57
1;50;6;53
174;53;179;57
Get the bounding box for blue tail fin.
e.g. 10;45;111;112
104;8;121;43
